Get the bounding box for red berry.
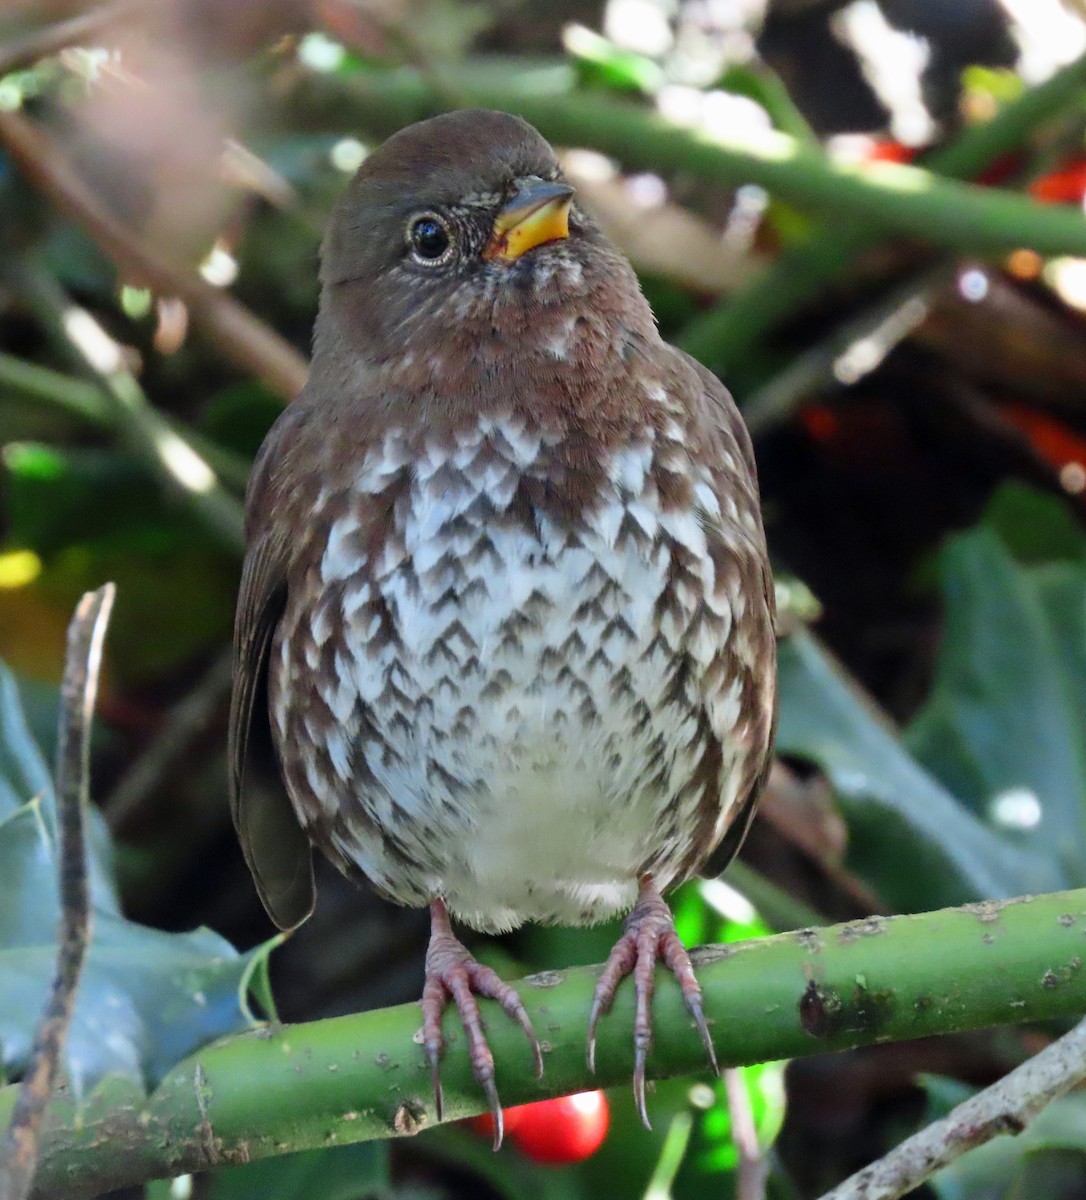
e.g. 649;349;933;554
471;1091;610;1164
1029;160;1086;205
864;138;918;165
509;1091;610;1165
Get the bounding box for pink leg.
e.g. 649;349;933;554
587;878;718;1128
421;899;543;1148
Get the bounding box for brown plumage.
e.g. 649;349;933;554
229;108;776;1140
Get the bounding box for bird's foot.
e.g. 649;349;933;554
422;899;543;1148
587;879;718;1128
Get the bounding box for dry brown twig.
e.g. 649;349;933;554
724;1067;770;1200
819;1016;1086;1200
0;584;116;1200
0;0;145;78
0;108;308;400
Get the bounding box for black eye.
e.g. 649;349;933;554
408;214;452;263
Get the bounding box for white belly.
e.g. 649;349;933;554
360;509;709;930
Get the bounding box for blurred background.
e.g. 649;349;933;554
3;0;1086;1197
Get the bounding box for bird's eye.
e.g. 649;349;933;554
407;213;454;265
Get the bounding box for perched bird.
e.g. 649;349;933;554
229;108;776;1141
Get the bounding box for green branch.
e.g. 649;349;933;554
679;51;1086;369
6;889;1086;1198
290;58;1086;264
285;53;1086;373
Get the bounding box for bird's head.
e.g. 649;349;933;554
312;109;649;393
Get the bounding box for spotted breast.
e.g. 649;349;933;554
265;356;773;935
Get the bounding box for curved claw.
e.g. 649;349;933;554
586;995;606;1074
427;1042;445;1122
633;1043;651;1130
482;1076;504;1151
686;993;719;1077
590;880;718;1126
498;991;544;1080
421;899;541;1146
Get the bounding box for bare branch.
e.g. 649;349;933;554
0;584;116;1200
0;108;308;401
0;1;144;77
724;1067;769;1200
819;1016;1086;1200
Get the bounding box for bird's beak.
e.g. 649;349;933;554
483;178;574;262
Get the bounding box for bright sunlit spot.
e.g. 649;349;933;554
61;46;113;84
989;787;1043;831
834;295;930;384
958;268;990;303
200;241;238;288
63;307;123;375
626;172;667;208
120;284;153;319
0;549;42;589
0;79;22;111
699;877;757;924
331;137;368;174
563;149;617;184
999;0;1086;83
169;1176;193;1200
1060;462;1086;494
835;1;933;145
1045;257;1086;313
298;32;346;73
158;431;216;495
701;89;773;143
603;0;673;57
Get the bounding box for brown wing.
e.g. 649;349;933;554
684;352;778;878
228;493;315;931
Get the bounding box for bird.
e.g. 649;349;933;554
229;108;777;1144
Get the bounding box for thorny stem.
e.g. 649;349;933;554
3;889;1086;1197
289;54;1086;273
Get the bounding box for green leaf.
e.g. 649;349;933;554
0;659;274;1096
906;529;1086;880
775;632;1062;912
565;27;663;95
981;482;1086;566
1036;566;1086;737
0;664;118;912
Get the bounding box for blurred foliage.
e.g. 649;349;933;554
2;0;1086;1197
0;661;275;1095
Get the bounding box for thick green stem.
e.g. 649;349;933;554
290;58;1086;263
285;53;1086;373
678;51;1086;370
6;890;1086;1198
